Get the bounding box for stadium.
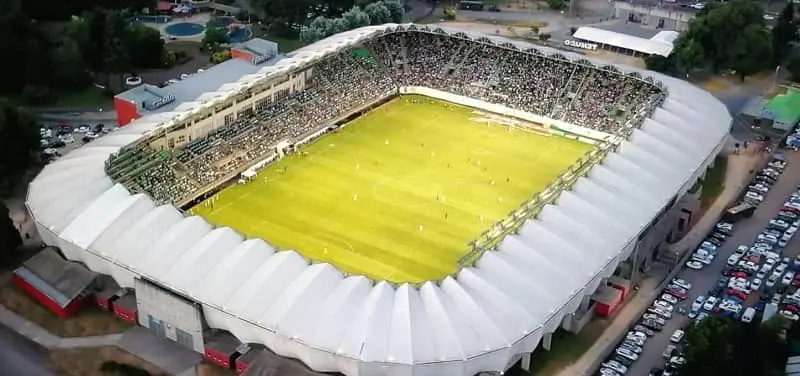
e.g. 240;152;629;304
26;24;730;376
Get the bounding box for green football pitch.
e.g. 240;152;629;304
190;97;592;283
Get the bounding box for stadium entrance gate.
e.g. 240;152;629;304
134;278;205;352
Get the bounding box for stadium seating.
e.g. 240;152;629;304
106;31;665;204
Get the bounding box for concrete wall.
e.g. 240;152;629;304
134;278;205;353
614;2;695;31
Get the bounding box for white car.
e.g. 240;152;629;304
758;234;779;244
654;300;674;312
735;245;749;254
693;254;713;265
648;306;673;319
602;360;627;373
767;274;780;288
769;219;790;230
601;360;627;374
686;260;704;270
727;254;742;266
782;310;800;321
615;347;639;361
783;272;796;286
751;278;762;291
59;134;74;144
691;296;706;312
737;260;758;271
777;263;789;273
671;278;692;290
660;293;679;305
703;296;719;311
746;191;764;203
750;184;769;194
670;329;685;343
75;125;90;133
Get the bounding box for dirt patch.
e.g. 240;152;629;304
196;361;237;376
468;17;549;29
0;276;133;337
49;347;167;376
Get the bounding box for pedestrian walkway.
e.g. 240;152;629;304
554;139;768;376
0;305;199;376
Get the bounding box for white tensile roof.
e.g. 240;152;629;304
27;24;731;376
573;26;677;57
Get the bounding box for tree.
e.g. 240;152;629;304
674;37;705;74
342;6;371;29
772;2;797;65
547;0;566;10
51;39;91;89
788;52;800;82
127;23;167;69
380;0;404;23
363;2;391;25
729;24;773;81
676;315;788;376
0;202;21;253
0;100;39;195
644;54;676;74
667;0;770;79
202;26;229;52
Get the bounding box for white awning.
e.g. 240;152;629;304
573;27;676;57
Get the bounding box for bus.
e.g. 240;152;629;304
723;202;756;223
459;0;485;10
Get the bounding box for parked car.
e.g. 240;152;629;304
615;347;639;361
633;324;655;337
664;287;688;300
660;293;679;305
703;296;719;311
640;319;664;331
671;278;692;290
670;329;685;343
691;296;706;311
686;260;704;270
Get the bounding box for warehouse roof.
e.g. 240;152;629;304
14;248;98;307
27;24;731;376
573;26;677;57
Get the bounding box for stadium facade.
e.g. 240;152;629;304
27;24;731;376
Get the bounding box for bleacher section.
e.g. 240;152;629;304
104;31;664;205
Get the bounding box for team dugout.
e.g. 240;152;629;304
569;26;678;58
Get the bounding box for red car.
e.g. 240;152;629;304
785;304;800;313
726;289;748;300
732;272;748;279
664;287;688;300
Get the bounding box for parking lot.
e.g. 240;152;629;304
39;121;116;163
598;150;800;376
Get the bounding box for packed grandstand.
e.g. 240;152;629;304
28;24;731;376
105;30;664;206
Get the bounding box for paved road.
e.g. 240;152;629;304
625;150;800;375
0;323;57;376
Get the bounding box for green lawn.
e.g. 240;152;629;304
51;86;113;109
190;97;591;283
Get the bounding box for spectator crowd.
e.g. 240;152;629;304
105;30;665;205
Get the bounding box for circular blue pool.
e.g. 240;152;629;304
227;27;253;43
164;22;205;37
